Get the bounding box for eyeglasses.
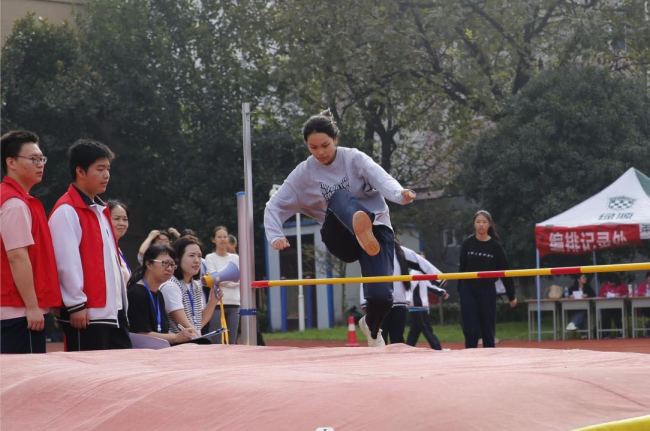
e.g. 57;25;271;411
152;259;177;269
15;156;48;166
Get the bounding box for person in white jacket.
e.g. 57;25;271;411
264;110;416;347
359;244;448;346
49;139;130;351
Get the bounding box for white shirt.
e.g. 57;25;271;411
160;277;205;332
204;251;240;306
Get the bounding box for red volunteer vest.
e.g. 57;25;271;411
51;185;118;309
0;176;62;307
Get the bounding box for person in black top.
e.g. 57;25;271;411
565;274;595;332
458;210;517;348
127;244;195;345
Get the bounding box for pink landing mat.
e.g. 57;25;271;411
1;344;649;430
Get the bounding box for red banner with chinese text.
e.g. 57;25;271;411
535;224;643;257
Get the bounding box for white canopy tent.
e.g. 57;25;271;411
531;167;650;340
535;167;650;257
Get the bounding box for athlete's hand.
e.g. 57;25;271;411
272;237;290;251
509;298;518;308
25;306;45;331
401;189;416;204
70;308;89;329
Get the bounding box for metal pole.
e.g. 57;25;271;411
592;251;599;290
239;103;257;345
646;1;649;92
535;248;542;342
296;213;305;331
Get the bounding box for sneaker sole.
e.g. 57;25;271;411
352;211;380;257
359;315;385;347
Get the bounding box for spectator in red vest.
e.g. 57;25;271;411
49;139;131;351
598;275;628;298
1;130;62;353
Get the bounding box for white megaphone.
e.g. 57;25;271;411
202;261;240;288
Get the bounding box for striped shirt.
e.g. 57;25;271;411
160;276;205;333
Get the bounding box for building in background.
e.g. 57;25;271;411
1;0;83;45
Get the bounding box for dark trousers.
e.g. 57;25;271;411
62;309;132;351
0;316;46;353
381;306;407;344
321;190;394;338
407;310;442;350
459;284;497;348
601;309;623;336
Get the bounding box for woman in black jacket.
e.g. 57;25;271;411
458;210;517;348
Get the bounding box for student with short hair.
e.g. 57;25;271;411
1;130;62;353
49;139;131;351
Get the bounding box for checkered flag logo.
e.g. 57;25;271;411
608;196;635;210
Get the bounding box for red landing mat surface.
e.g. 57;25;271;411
1;345;649;430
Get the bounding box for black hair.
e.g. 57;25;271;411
152;230;172;243
302;109;339;142
107;199;129;217
127;244;175;289
68;138;115;181
181;228;199;237
1;130;40;175
473;210;501;242
173;237;202;281
571;273;592;287
180;228;202;248
212;225;228;237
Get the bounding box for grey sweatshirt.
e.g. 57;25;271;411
264;146;407;244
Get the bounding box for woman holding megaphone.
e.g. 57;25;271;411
160;237;222;337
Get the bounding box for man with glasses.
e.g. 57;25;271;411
49;139;132;350
1;130;62;353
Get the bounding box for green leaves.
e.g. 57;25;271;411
458;66;650;267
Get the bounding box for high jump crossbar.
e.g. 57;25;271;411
251;262;650;288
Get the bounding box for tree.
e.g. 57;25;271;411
458;66;650;268
1;2;291;249
268;0;650;190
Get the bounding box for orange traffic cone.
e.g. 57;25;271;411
345;315;360;347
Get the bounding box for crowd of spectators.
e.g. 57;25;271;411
1;131;241;353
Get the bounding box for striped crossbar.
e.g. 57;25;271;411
251;262;650;288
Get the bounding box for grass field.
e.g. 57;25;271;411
263;320;542;342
